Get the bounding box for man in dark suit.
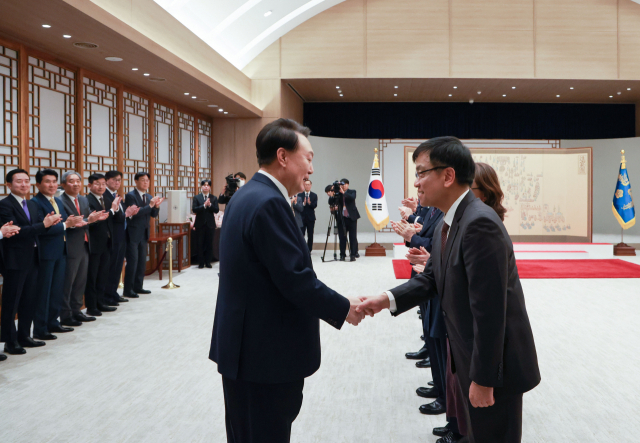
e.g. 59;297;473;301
291;194;304;231
0;169;62;355
103;170;139;306
85;173;122;316
32;169;86;341
123;171;163;298
359;137;540;443
59;171;108;326
192;179;219;269
218;172;246;205
337;178;360;261
297;179;317;252
0;220;21;361
210;119;364;443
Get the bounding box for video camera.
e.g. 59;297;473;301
330;180;345;194
224;174;241;198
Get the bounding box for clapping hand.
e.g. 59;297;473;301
356;294;391;317
414;223;422;234
401;197;418;212
125;205;140;218
87;210;106;223
111;196;122;212
204;198;211;208
65;215;86;228
149;196;164;208
391;220;414;242
406;246;430;265
44;212;63;228
399;206;412;220
345;296;366;326
1;221;20;238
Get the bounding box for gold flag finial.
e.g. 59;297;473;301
622;150;626;169
374;147;380;169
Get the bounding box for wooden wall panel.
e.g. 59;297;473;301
251;80;282;118
367;30;449;78
366;0;449;30
636;103;640;138
619;32;640;80
451;0;533;31
212;118;236;191
281;83;304;125
535;31;618;79
619;0;640;33
242;40;281;80
535;0;618;31
451;29;534;78
281;0;365;79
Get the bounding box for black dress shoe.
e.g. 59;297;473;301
74;312;97;322
436;431;464;443
350;256;356;262
105;301;119;307
339;256;346;261
4;342;26;355
421;335;425;341
433;426;449;437
61;318;82;327
97;304;117;312
33;333;57;341
428;381;434;386
198;263;204;269
417;387;438;398
416;357;431;368
86;308;103;316
118;296;129;303
18;337;46;348
419;314;423;319
405;344;429;360
135;288;151;294
419;399;446;415
124;291;139;298
0;353;6;361
50;325;74;333
417;309;422;315
355;252;360;258
205;263;212;268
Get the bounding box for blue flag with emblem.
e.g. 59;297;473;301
612;150;635;229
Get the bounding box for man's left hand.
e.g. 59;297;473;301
469;381;495;408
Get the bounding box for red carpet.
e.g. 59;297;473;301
393;259;640;279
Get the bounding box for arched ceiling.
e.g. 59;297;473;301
153;0;346;70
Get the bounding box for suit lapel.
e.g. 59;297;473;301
64;194;78;216
36;193;54;214
9;195;30;224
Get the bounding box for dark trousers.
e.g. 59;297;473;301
222;376;304;443
34;256;66;336
124;238;147;293
106;234;126;303
425;334;447;404
462;385;523;443
61;244;89;320
301;220;315;252
1;254;38;344
86;248;111;308
195;225;214;265
337;217;358;257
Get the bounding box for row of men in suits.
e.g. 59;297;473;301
0;168;163;361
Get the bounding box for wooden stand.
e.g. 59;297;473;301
613;242;636;256
365;242;387;256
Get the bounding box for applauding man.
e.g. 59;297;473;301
123;172;163;298
358;137;540;443
297;179;317;252
192;179;219;269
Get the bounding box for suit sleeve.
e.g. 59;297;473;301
463;216;509;388
0;202;47;240
192;196;205;213
388;256;438;316
344;189;356;203
210;196;219;214
292;196;304;213
310;194;318;210
36;202;65;238
408;234;433;251
250;197;350;329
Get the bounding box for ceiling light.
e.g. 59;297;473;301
512;87;516;89
63;35;71;39
264;10;272;17
132;68;138;71
394;94;397;97
627;88;631;91
477;91;481;95
224;111;228;114
609;95;613;98
218;109;223;112
143;73;150;76
336;86;340;89
184;92;189;95
557;95;560;97
453;86;457;89
207;105;218;108
503;94;506;97
105;57;123;62
339;94;343;97
618;92;622;95
449;94;452;97
338;90;342;93
394;86;398;89
570;87;574;90
192;96;197;99
42;24;51;28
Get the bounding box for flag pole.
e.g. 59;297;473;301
613;149;636;256
365;147;387;257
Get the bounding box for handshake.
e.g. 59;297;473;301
344;294;393;326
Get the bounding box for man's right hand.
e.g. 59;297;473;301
65;215;85;228
1;221;20;238
44;212;62;228
125;205;140;218
345;296;365;326
87;211;105;223
356;294;390;317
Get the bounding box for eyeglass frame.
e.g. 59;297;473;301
414;165;448;179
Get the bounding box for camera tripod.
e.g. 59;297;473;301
321;211;350;262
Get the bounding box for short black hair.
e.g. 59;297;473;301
200;179;212;186
234;172;246;180
135;171;150;181
341;178;349;184
256;118;311;166
88;173;105;184
324;185;332;193
105;170;123;180
6;168;29;183
36;168;58;184
412;136;475;186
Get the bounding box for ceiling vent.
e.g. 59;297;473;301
148;77;166;82
73;42;99;49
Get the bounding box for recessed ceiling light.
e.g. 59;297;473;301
512;87;516;89
609;95;613;98
394;94;397;97
338;90;342;93
264;10;272;17
184;92;189;95
132;68;138;71
224;111;228;114
143;73;150;76
394;86;398;89
339;94;343;97
449;94;452;97
570;87;574;90
63;34;71;39
627;88;631;91
218;109;223;112
477;91;481;95
618;92;622;95
557;95;560;98
105;57;123;62
192;96;197;99
336;86;340;89
207;105;218;108
503;94;506;97
453;86;457;89
42;24;51;28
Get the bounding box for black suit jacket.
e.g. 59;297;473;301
60;193;92;258
390;192;540;394
407;204;429;224
338;189;360;221
103;190;126;243
407;207;444;253
210;172;350;384
298;191;318;222
86;193;114;254
33;193;69;261
192;194;219;229
292;195;304;228
0;196;47;269
124;190;159;243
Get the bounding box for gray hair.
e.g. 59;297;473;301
61;170;81;184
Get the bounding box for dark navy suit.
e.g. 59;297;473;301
297;191;317;251
33;193;69;336
210;172;350;442
123;190;159;294
103;189;126;304
408;204;430;224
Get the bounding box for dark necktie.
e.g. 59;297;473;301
21;199;31;222
99;196;105;210
429;207;436;220
441;222;450;264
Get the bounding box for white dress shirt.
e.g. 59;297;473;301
387;189;470;312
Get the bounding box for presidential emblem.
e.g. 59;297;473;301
619;173;630;186
615;189;624;199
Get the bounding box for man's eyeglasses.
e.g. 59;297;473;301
415;166;447;179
